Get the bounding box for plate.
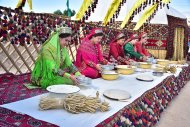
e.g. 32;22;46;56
47;85;80;94
136;75;154;82
103;89;131;100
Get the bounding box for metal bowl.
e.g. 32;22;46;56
101;71;119;80
152;71;164;76
76;75;92;86
116;65;136;75
157;59;169;66
139;62;152;69
101;65;114;71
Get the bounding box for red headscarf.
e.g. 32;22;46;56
126;33;139;42
139;32;147;39
110;32;125;44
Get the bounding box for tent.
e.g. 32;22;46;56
72;0;186;25
72;0;188;60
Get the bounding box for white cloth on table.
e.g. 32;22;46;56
0;68;182;127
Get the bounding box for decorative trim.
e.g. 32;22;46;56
166;15;189;59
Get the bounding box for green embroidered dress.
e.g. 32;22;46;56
124;42;142;60
31;31;80;88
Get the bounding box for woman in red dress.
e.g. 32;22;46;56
135;32;151;57
109;33;132;65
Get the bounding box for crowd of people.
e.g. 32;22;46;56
31;27;153;88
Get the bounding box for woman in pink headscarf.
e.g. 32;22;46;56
135;32;151;57
75;28;108;79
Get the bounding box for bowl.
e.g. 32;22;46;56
139;62;152;69
154;67;164;72
116;65;136;75
152;71;164;76
76;75;92;86
157;59;169;66
101;71;119;80
101;65;114;71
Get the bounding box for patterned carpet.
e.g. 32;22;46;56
0;73;58;127
0;73;46;105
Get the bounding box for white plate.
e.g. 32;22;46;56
47;85;80;94
103;89;131;100
136;75;154;82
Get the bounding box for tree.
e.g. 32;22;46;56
63;9;76;17
53;10;63;15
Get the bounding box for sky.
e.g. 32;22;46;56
0;0;190;18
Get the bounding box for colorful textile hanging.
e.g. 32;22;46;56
16;0;26;9
16;0;32;10
103;0;121;26
162;0;171;4
120;0;147;29
133;3;158;30
75;0;93;20
120;0;171;29
27;0;32;10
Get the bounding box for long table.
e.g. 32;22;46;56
0;66;190;127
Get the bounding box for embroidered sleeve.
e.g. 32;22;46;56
124;43;142;59
88;61;96;68
68;64;79;74
53;68;70;77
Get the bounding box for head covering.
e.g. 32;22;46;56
110;32;125;44
139;32;147;39
59;27;72;35
83;28;104;41
130;34;138;40
127;34;139;42
115;33;125;41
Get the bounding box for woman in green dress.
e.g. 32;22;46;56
124;34;147;61
31;27;81;88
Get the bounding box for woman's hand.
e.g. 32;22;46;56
124;60;130;65
70;75;80;85
96;64;102;71
142;56;148;62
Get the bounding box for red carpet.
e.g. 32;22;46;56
0;73;58;127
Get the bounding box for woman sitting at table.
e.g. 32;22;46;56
75;28;108;79
135;32;151;57
109;33;133;65
31;27;81;88
123;34;147;61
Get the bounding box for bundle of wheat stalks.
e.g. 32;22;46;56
163;66;177;73
39;92;109;114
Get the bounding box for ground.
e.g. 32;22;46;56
156;81;190;127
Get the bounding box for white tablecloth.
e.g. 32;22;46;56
0;68;182;127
